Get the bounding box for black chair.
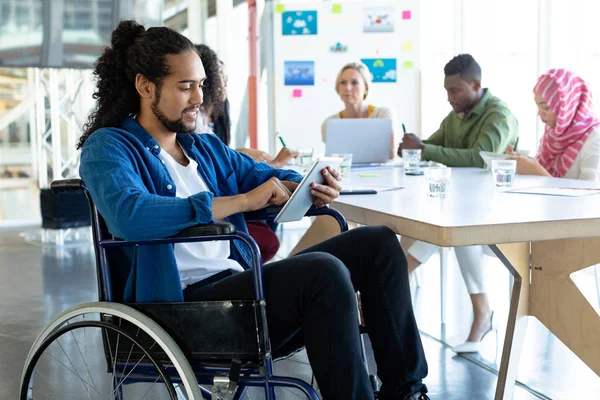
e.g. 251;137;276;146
20;179;375;400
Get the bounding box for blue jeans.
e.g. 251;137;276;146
184;226;428;399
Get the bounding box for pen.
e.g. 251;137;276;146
340;189;378;195
402;123;407;134
278;136;287;147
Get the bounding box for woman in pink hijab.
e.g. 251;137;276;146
508;69;600;180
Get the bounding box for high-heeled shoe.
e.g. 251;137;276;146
452;311;498;354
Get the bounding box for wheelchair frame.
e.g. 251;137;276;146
20;178;375;400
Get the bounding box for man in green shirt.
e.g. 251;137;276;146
399;54;518;355
398;54;519;167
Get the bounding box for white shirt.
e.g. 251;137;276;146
158;147;243;289
564;127;600;181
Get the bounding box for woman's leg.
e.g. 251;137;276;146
400;237;440;274
454;245;493;342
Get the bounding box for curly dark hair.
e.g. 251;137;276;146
77;20;197;149
195;44;226;118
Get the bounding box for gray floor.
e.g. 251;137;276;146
1;222;599;399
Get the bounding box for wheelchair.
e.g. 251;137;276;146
20;179;378;399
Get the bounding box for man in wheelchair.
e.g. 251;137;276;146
76;20;429;400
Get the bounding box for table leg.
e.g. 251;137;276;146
530;238;600;376
489;243;530;400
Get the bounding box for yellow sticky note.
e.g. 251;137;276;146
403;61;413;69
402;42;412;51
275;3;285;13
332;4;342;13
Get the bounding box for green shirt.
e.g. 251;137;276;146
423;89;519;168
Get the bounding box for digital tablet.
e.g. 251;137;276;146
274;157;343;223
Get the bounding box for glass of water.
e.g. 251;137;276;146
424;167;452;198
331;153;353;178
298;147;314;167
402;149;423;175
492;159;516;188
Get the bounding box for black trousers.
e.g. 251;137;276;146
184;226;428;399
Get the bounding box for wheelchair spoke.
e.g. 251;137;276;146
137;375;161;400
47;349;103;396
115;327;139;389
70;328;100;393
106;353;148;399
110;327;121;390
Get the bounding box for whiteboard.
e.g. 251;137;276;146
272;0;421;155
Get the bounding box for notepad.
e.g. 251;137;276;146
504;186;600;197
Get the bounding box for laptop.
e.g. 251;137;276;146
325;118;392;164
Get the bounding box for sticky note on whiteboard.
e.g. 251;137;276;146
275;4;285;13
402;42;412;51
332;4;342;13
403;61;413;69
402;10;412;20
292;89;303;98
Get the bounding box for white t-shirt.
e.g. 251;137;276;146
563;127;600;181
157;147;243;289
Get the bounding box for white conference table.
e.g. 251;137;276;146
331;167;600;399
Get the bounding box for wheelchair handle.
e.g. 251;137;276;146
50;179;84;193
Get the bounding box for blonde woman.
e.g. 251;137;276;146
321;61;396;159
292;62;396;254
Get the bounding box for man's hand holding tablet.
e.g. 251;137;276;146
274;157;343;223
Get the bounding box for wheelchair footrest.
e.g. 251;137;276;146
213;375;237;400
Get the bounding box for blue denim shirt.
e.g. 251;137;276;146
79;117;302;303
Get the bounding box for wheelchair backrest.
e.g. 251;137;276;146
83;188;128;303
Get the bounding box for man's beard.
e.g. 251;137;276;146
151;94;196;134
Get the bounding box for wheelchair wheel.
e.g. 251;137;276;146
20;302;202;400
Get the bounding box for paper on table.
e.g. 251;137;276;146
504;186;600;197
342;183;404;193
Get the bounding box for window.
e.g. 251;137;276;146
420;0;455;139
462;0;539;152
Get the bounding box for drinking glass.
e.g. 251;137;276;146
402;149;423;175
492;159;516;188
424;167;452;198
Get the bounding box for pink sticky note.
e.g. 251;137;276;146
402;10;412;20
292;89;303;98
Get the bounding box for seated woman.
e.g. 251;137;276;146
291;62;397;254
507;68;600;180
322;61;396;158
196;44;297;262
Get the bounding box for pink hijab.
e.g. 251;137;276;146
534;69;600;177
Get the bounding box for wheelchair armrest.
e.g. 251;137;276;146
243;206;284;221
172;222;235;238
50;179;84;193
104;222;237;246
244;204;335;221
244;205;348;232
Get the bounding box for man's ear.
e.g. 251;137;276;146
472;79;481;92
135;73;154;99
